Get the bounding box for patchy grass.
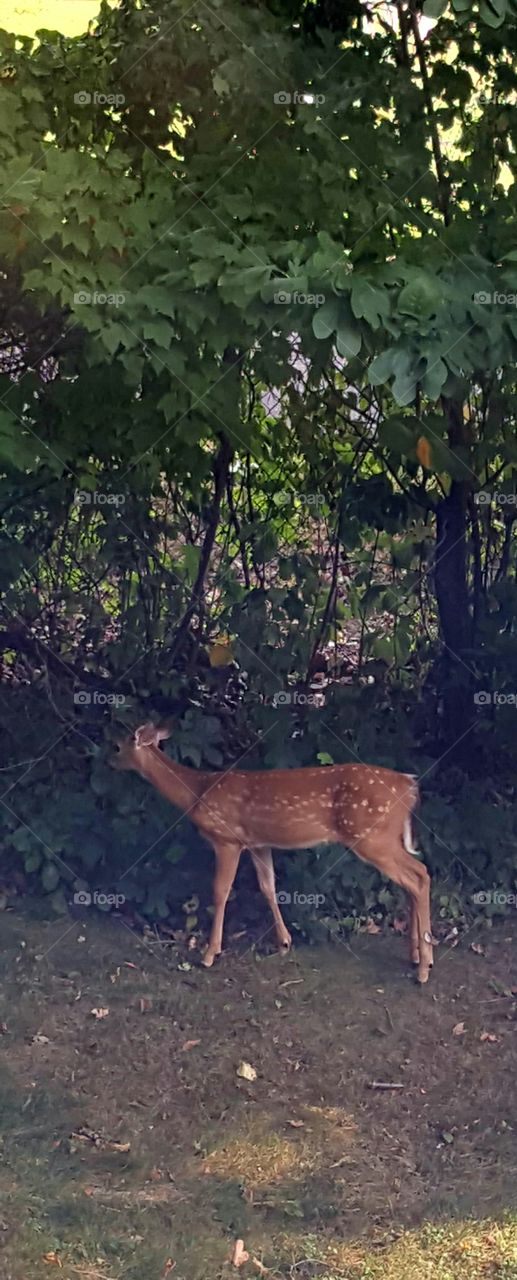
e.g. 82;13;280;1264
0;908;516;1279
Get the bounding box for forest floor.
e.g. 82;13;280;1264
0;905;516;1280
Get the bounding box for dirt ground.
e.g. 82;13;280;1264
0;906;516;1280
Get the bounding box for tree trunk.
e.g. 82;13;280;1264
433;400;473;753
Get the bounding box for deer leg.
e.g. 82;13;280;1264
389;852;433;983
349;833;433;983
407;892;420;966
249;847;292;954
203;842;242;968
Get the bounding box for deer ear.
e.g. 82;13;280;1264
134;723;170;748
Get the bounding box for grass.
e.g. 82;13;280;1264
0;905;516;1278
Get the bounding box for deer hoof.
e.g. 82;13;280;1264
202;951;216;968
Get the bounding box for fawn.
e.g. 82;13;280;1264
111;723;433;981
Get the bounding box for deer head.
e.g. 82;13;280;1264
110;722;171;770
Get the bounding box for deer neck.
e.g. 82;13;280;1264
135;746;206;812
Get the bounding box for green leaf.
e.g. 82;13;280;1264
422;358;448;400
398;275;441;320
424;0;448;15
312;296;340;339
142;319;173;348
351;278;389;329
335;318;361;358
368;349;395;386
379;418;415;455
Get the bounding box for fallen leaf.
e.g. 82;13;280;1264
441;1131;454;1144
230;1239;249;1268
43;1252;62;1266
31;1033;50;1045
480;1031;499;1043
90;1007;109;1020
181;1039;201;1051
123;961;137;969
236;1061;257;1081
162;1260;176;1276
470;942;486;956
178;961;192;972
287;1119;304;1128
452;1021;466;1036
364;918;381;934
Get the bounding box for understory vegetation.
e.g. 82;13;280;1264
1;0;517;942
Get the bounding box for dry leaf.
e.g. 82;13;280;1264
181;1039;201;1051
416;436;433;470
452;1021;466;1036
90;1007;109;1020
365;918;381;935
32;1033;50;1045
470;942;486;956
162;1260;176;1276
236;1061;257;1081
209;637;235;668
287;1119;304;1128
480;1031;499;1043
43;1252;62;1266
230;1239;249;1268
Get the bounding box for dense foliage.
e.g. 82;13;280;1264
1;0;517;937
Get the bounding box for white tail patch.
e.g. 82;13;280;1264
403;815;420;857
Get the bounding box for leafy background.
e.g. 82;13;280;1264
1;0;517;941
